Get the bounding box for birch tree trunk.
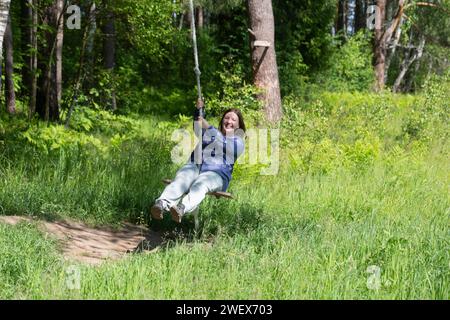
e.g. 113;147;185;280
393;35;425;93
4;15;15;113
0;0;11;90
0;0;11;56
247;0;282;123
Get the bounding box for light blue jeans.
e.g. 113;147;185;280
157;163;224;213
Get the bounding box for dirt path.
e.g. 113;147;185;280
0;216;163;265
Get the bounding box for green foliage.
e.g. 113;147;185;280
279;51;309;97
20;107;140;157
115;0;179;62
281;86;447;174
205;58;262;124
274;0;337;71
316;32;375;92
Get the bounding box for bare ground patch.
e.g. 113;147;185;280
0;216;163;265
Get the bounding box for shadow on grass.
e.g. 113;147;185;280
138;198;270;252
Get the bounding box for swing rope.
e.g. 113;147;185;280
189;0;202;101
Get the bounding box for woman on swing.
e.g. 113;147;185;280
151;99;246;223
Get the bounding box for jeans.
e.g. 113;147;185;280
157;163;224;214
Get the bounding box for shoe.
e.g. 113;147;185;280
170;203;185;223
150;200;165;220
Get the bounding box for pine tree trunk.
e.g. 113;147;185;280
373;0;386;91
247;0;282;123
4;15;15;113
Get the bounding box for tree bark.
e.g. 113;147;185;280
374;0;405;91
36;0;64;121
247;0;282;123
373;0;386;91
4;15;15;113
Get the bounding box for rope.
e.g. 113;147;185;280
189;0;202;100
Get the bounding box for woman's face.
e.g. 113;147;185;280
222;112;240;135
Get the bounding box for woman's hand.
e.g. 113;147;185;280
194;98;209;128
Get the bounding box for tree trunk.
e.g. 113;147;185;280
373;0;405;91
373;0;386;91
55;0;64;114
354;0;366;33
4;15;15;113
196;6;203;29
20;0;32;97
29;0;37;118
336;0;348;37
86;2;97;57
404;57;421;92
102;10;117;111
0;0;11;90
0;0;11;53
385;16;404;82
36;0;64;121
393;35;425;93
247;0;282;123
85;2;96;88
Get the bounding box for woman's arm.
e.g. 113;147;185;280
195;99;211;129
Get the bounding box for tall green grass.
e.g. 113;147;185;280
0;146;447;299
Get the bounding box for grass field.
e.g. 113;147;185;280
0;90;448;299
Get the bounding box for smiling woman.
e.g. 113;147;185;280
150;99;246;224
